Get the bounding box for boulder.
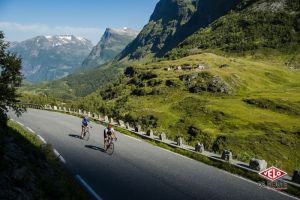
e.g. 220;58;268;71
292;170;300;184
249;159;267;171
104;116;109;122
197;64;206;70
53;106;58;110
160;133;166;141
221;150;233;162
219;64;229;68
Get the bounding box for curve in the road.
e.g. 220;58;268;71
9;109;298;200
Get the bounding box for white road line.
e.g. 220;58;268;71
53;148;60;157
123;134;141;142
76;175;103;200
16;121;24;126
52;149;66;164
37;135;47;144
26;127;35;134
59;155;66;164
157;146;195;161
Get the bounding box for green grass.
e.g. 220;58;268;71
1;120;90;199
68;52;300;175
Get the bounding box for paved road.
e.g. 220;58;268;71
9;109;297;200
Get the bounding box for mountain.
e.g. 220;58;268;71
169;0;300;58
118;0;241;60
9;35;93;83
81;28;138;69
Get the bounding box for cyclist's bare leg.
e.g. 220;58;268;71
81;126;86;138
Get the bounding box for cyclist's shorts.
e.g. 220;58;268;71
82;123;88;127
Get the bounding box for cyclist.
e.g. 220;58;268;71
104;123;117;150
81;116;90;139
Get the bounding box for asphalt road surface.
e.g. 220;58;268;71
8;109;298;200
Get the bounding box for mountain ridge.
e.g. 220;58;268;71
81;27;138;70
9;35;93;82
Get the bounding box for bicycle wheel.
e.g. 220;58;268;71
83;130;90;141
106;142;114;155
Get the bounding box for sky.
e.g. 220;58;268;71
0;0;159;44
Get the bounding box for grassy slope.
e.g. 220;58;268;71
0;120;89;199
75;51;300;174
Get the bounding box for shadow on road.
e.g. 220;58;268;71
85;145;105;152
69;134;81;139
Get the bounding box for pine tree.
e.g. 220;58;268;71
0;31;25;126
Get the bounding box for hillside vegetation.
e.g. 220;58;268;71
66;52;300;174
169;0;300;59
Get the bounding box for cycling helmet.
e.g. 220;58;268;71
108;123;113;128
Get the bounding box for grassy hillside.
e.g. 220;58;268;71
69;52;300;174
169;0;300;59
21;63;125;100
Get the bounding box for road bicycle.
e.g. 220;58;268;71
81;126;91;141
104;135;117;155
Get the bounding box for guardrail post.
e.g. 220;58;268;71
221;150;233;163
160;132;166;142
134;125;141;132
104;116;109;123
88;112;91;117
118;120;125;128
195;143;204;153
177;137;183;146
147;129;154;138
292;170;300;184
110;118;114;124
53;106;58;110
249;159;267;171
125;122;130;129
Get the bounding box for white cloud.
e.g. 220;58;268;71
0;21;103;44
